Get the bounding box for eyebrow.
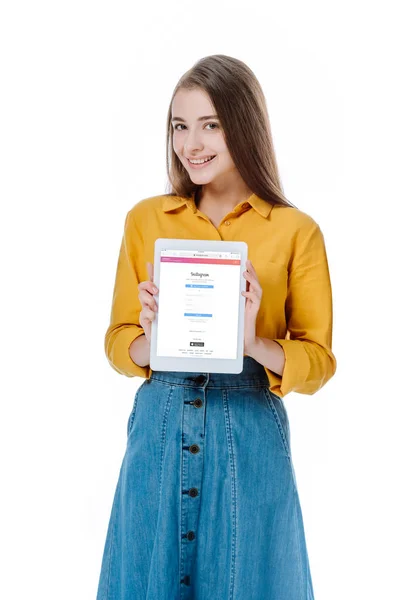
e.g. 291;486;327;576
171;115;219;122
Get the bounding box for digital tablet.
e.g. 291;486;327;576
150;238;248;374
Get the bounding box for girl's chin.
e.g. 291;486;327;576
189;173;215;183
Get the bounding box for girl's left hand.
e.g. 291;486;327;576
242;259;262;355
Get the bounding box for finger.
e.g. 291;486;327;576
139;289;158;311
139;310;154;329
142;306;156;322
247;260;258;277
138;286;156;303
138;289;158;311
243;270;262;292
138;280;158;294
242;279;262;297
241;290;260;302
246;259;254;271
244;265;257;279
146;262;154;282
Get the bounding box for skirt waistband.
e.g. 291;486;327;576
150;356;270;389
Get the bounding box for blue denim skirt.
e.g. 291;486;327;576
96;356;315;600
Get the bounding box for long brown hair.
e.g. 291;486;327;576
165;54;297;209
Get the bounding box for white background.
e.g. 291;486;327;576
1;1;399;598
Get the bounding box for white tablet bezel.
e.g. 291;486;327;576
150;238;248;374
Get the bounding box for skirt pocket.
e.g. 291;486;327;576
126;381;147;438
262;387;292;458
262;387;299;491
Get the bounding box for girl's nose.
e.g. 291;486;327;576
184;130;204;153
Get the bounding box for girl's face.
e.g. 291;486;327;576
171;88;238;186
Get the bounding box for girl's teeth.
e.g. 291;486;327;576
189;156;215;164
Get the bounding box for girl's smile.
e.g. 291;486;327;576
186;155;217;169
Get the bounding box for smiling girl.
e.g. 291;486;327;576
96;54;336;600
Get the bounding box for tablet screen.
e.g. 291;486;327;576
157;247;242;359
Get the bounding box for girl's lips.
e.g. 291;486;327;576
186;155;216;169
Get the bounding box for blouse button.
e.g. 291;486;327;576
189;444;200;454
189;487;199;497
194;398;203;408
224;220;231;226
187;531;196;541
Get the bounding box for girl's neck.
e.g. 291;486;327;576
195;184;253;212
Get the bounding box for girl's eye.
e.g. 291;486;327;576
173;122;219;131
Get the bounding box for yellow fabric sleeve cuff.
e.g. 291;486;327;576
265;339;310;398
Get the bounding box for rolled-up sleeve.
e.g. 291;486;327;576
104;210;150;379
266;221;337;397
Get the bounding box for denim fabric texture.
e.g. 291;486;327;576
96;356;315;600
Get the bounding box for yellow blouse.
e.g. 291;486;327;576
104;192;337;398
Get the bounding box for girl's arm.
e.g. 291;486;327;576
104;210;150;378
259;220;337;397
129;334;150;367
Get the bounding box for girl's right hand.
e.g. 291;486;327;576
138;262;158;343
